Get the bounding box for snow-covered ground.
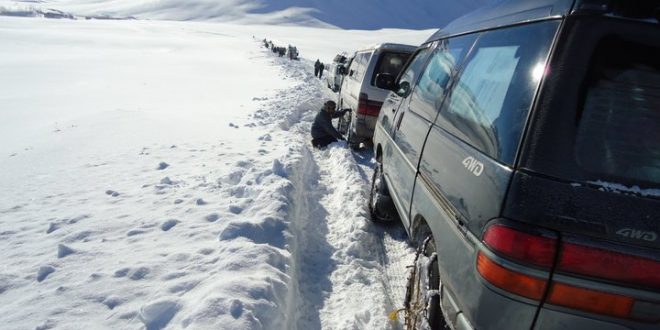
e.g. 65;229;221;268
0;16;433;329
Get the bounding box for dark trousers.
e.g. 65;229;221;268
314;67;319;77
312;136;338;148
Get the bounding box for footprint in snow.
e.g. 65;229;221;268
173;199;184;204
57;244;76;258
105;190;120;197
205;213;220;222
103;296;124;310
129;267;150;280
229;123;239;128
229;205;243;215
127;229;146;236
196;198;207;206
37;265;56;282
157;162;169;170
161;219;179;231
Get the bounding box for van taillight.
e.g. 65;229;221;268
478;223;659;322
558;242;660;290
482;224;557;268
476;252;548;300
357;93;383;116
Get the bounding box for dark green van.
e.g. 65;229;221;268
370;0;660;329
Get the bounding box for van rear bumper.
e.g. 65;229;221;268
534;307;633;330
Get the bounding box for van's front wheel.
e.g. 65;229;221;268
368;164;398;223
405;235;445;330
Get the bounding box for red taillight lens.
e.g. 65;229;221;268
357;93;383;116
477;252;548;300
480;221;660;322
558;242;660;290
547;282;635;319
482;224;557;268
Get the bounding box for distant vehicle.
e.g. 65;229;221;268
370;0;660;329
287;45;299;60
336;43;415;148
325;53;349;92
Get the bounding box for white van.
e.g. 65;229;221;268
337;43;416;147
325;53;349;92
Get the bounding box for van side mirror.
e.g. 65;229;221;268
375;73;395;90
396;81;411;97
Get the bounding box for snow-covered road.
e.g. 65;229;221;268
250;51;416;330
0;17;429;329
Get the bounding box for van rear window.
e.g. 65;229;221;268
371;52;411;85
575;37;660;187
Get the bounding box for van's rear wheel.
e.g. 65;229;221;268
368;164;398;223
405;235;445;330
336;104;350;136
347;118;360;150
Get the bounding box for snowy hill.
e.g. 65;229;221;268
0;0;493;29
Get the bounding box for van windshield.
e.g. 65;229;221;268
575;36;660;188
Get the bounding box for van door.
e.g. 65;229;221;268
343;52;371;111
416;21;560;329
385;35;477;226
380;46;433;135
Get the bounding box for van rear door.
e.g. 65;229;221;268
511;14;660;328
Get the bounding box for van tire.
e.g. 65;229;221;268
368;164;398;223
405;235;445;330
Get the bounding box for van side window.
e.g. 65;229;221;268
575;36;660;186
396;47;432;97
353;52;372;81
435;21;559;164
410;35;477;122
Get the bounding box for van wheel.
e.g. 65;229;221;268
337;112;349;136
368;164;398;223
405;235;445;330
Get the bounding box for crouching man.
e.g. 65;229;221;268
311;100;349;148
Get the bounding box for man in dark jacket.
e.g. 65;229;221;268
311;100;349;148
314;59;321;77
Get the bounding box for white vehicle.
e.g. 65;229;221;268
336;43;416;147
325;53;349;92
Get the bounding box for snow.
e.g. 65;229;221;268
589;180;660;198
0;14;435;330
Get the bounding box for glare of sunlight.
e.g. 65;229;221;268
532;63;546;81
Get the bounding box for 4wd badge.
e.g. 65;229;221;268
462;157;484;177
616;228;658;242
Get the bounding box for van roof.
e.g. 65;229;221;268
355;43;417;53
426;0;575;42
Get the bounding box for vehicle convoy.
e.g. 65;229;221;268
336;43;416;148
369;0;660;329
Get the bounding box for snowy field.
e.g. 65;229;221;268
0;16;433;329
